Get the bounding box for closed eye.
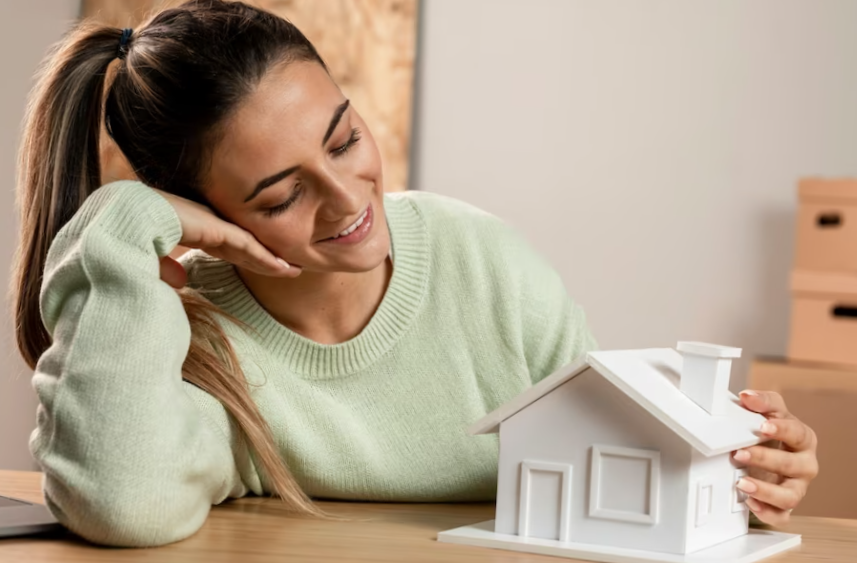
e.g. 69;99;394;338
332;128;361;157
263;185;302;218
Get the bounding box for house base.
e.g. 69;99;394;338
438;520;800;563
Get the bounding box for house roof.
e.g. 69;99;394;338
468;348;766;457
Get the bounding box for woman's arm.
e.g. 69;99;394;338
521;284;598;385
502;227;597;384
31;181;247;547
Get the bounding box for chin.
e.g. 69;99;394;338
302;224;391;274
340;259;387;274
334;237;391;273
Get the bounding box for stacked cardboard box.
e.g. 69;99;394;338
789;178;857;365
749;178;857;519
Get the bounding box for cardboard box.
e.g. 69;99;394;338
788;270;857;367
749;359;857;519
794;178;857;273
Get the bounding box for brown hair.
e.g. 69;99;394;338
11;0;326;516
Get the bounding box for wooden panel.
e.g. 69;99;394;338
84;0;418;193
749;359;857;519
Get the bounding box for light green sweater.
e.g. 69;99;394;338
31;180;596;547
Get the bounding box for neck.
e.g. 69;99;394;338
236;257;393;345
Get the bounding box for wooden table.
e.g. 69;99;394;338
1;471;856;562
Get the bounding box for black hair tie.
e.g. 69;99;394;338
117;28;133;60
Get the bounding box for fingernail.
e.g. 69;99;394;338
276;258;291;269
737;478;757;494
746;497;761;512
760;422;777;435
740;390;758;397
733;449;751;462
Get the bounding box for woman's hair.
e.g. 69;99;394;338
11;0;327;516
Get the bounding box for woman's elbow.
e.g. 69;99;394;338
42;480;210;547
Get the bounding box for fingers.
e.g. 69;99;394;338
737;476;807;512
216;227;302;278
758;417;817;454
745;496;793;527
158;188;301;278
739;390;793;419
159;256;187;289
733;446;818;479
732;392;818;524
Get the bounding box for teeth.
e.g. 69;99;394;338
333;209;368;239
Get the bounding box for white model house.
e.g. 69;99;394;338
439;342;800;563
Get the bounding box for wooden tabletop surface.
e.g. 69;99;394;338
1;470;856;562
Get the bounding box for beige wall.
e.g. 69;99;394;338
0;1;79;470
413;0;857;386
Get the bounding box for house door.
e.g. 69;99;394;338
518;460;573;542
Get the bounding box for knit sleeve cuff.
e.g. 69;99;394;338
76;180;184;257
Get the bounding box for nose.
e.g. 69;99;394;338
314;169;363;222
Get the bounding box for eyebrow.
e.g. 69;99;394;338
322;100;350;146
244;99;351;204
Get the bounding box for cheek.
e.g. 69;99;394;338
250;214;313;250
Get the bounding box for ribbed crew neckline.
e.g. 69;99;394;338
186;194;429;380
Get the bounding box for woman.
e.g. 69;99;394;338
11;0;817;547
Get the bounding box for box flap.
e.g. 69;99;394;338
799;178;857;203
792;270;857;296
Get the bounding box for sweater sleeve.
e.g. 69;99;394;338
404;190;599;386
30;180;248;547
502;222;599;384
522;276;598;385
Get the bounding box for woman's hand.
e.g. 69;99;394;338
151;188;300;289
733;390;819;526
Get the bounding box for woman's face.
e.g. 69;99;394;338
204;60;390;274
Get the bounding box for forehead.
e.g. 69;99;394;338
208;61;343;193
229;60;341;145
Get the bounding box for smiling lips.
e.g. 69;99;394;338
321;204;374;245
333;208;368;238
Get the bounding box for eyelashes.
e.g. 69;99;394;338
262;128;363;218
332;127;362;156
263;185;302;218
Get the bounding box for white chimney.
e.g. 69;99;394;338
676;341;742;416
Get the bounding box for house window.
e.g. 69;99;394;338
588;445;661;525
733;468;749;513
696;478;714;526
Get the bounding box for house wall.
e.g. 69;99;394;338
496;368;693;554
685;449;749;553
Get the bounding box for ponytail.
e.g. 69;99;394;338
12;22;125;368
